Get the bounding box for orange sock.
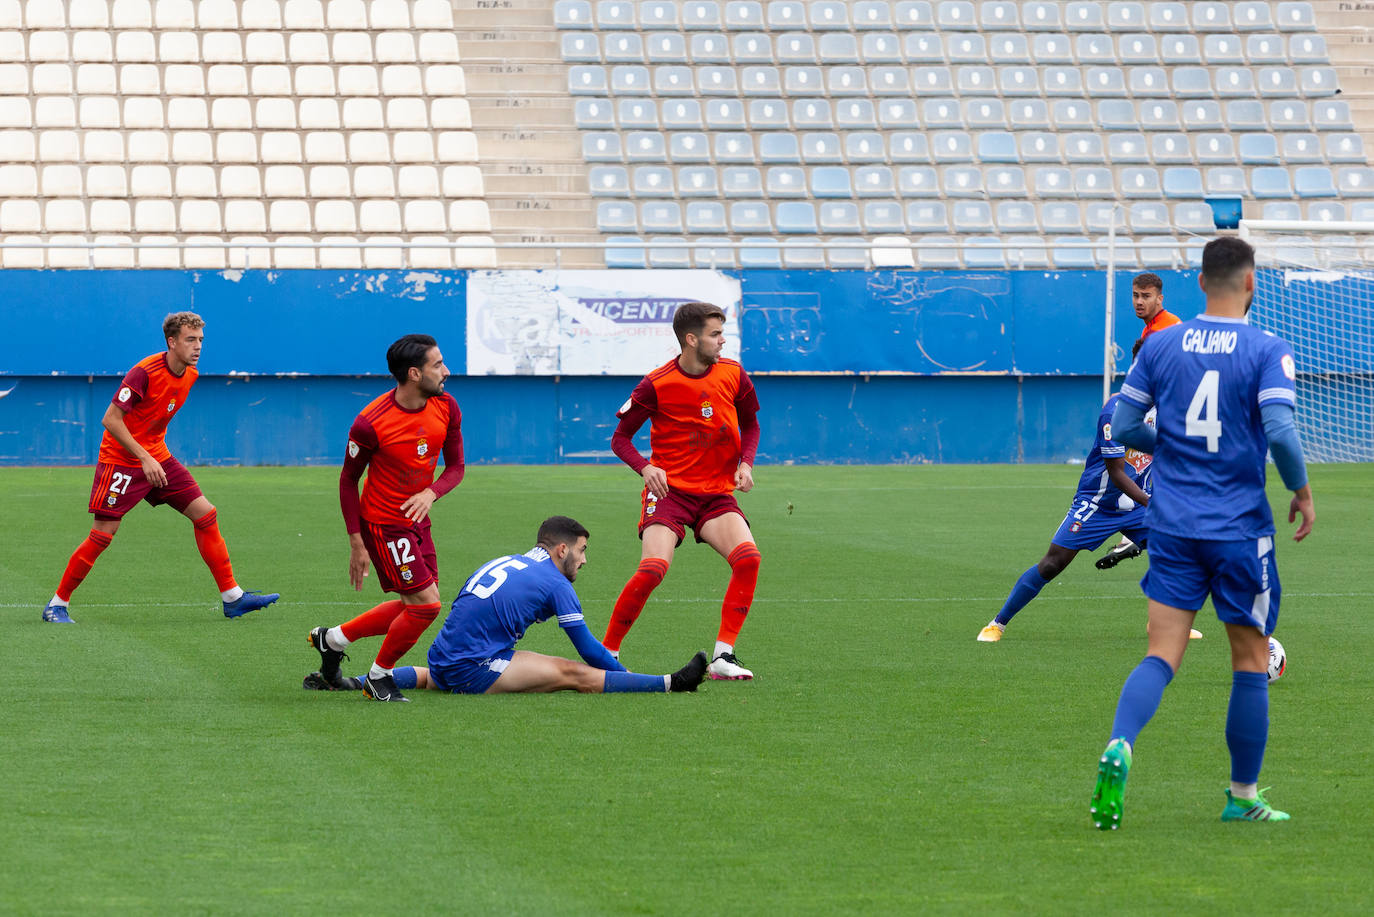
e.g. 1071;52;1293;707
376;602;442;668
603;557;669;651
192;509;237;592
340;599;407;642
55;529;114;602
717;542;761;646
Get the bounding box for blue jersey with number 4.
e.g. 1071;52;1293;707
1072;393;1152;512
427;546;585;665
1119;315;1297;540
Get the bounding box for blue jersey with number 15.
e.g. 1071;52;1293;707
1119;314;1297;540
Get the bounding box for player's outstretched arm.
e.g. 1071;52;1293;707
1261;402;1312;541
1109;399;1157;453
564;620;628;672
101;404;166;486
1104;457;1148;507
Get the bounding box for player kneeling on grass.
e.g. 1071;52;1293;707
305;516;707;697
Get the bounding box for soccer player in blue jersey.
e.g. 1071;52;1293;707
976;393;1155;643
1090;237;1315;829
304;516;707;697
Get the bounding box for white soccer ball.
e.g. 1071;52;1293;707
1267;636;1286;684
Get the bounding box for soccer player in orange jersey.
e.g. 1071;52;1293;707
604;301;763;680
305;333;464;702
42;312;279;623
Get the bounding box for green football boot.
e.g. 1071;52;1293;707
1090;738;1132;830
1221;788;1291;823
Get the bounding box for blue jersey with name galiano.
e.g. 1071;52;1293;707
1073;393;1154;512
1119;315;1297;540
428;546;586;665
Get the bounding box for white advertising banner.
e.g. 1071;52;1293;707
466;270;742;375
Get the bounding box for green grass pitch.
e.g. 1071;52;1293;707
3;464;1372;914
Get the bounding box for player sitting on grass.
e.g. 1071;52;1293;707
305;516;707;696
978;392;1198;643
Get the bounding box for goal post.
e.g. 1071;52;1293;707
1239;219;1374;462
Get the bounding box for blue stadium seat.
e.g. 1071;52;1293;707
869;66;910;95
759;132;800;163
693;237;735;268
1245;34;1285;64
683;2;723;28
568;66;608;95
1213;67;1255;99
1234;2;1274;31
641;1;681;27
1075;33;1116;63
1280;133;1321;163
1009;101;1051;131
741;65;781;95
555;0;594;28
932;130;974;162
1350;201;1374;221
1022;1;1061;29
1087;66;1127;97
1174;201;1217;233
1301;68;1339;98
834;67;871;95
1052;237;1094;268
818;33;860;63
912;65;953;95
887;132;930;162
690;34;731;62
1108;133;1151;163
1139;100;1179;130
597;201;636;231
783;242;826;269
669;131;710;162
966;99;1006;129
1052;100;1093;129
915;236;960;269
645;33;688;62
765;166;807;197
714;132;754;162
1201;34;1244;64
944;166;984;197
589;165;630;196
1261;201;1301;221
721;165;762;196
1315;101;1354;130
583;132;623;161
977;132;1018;163
1225;100;1267;131
1152;133;1192;163
776;201;817;233
810;0;851;28
877;100;919;129
1006;235;1050;269
801;132;843;163
1063;132;1105;163
783;66;823;95
617;99;659;128
1099;99;1140;130
1032;34;1073;63
678;165;720;196
1191;2;1231;31
1121;167;1162;198
574;99;616;128
810;165;853;197
1075;167;1115;198
1108;1;1146;30
791;98;833;128
1294;166;1336;198
641;201;683;231
1251;167;1293;198
1194;133;1236;164
996;201;1038;232
767;1;807;29
998;65;1039;95
991;36;1032;66
865;200;907;232
853;1;893;29
980;1;1019;28
1066;1;1106;31
605;34;646;62
1182;100;1223;130
561;33;601;62
1148;2;1188;31
655;66;695;95
1127;66;1167;97
605;236;645;268
1337;167;1374;197
1278;2;1317;31
952;200;993;232
738;237;781;268
964;237;1007;269
836;99;878;129
597;1;638;28
632;166;674;197
856;165;896;197
1160;34;1201;63
648;238;691;268
1326;133;1366;163
1172;67;1212;98
826;239;870;269
704;99;746;130
936;1;977;30
1041;202;1084;233
862;32;904;63
730;201;772;232
895;0;935;27
1205;167;1246;195
1044;66;1084;96
735;35;775;64
776;32;817;62
846;132;888;163
1034;167;1074;198
1159;167;1205;199
947;33;988;63
1290;33;1327;63
818;201;861;233
923;98;964;129
749;99;792;129
724;1;765;29
1269;100;1310;130
903;33;944;65
1258;66;1300;97
686;200;727;233
625;131;667;161
897;166;938;197
1116;36;1155;69
1306;200;1345;222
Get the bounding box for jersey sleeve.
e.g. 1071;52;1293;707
1097;405;1126;458
612;376;656;472
430;395;465;498
110;365;150;413
736;370;761;465
550;581;586;630
617;375;658;418
1118;339;1156;409
339;415;379;534
1257;336;1298;408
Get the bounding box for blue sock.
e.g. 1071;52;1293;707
1109;655;1175;746
1226;671;1269;785
392;666;418;690
603;671;666;693
994;566;1050;626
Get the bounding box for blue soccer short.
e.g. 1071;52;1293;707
1141;531;1281;635
1050;498;1150;552
427;648;516;695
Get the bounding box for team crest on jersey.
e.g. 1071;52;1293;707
348;440;359;458
118;387;132;403
399;564;414;583
1102;422;1112;441
416;437;428;458
1070;522;1082;533
645;491;658;515
166;400;176;413
1281;354;1296;381
106;493;117;507
700;400;713;419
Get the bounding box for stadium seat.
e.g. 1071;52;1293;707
904;201;945;232
1021;1;1060;29
1225;100;1267;132
1306;201;1345;223
750;99;791;129
1194;133;1235;164
826;238;869;269
1191;2;1230;30
1294;167;1336;198
1121;167;1162;198
977;132;1018;163
911;235;955;268
995;201;1037;233
864;200;905;232
1251;167;1293;198
986;166;1027;197
685;200;727;233
1314;101;1354;130
640;201;683;232
951;200;992;232
863;33;903;63
810;166;852;198
802;132;844;163
682;1;721;28
604;33;644;62
738;237;781;268
896;166;937;197
765;165;806;197
721;165;762;196
692;236;735;268
1337;167;1374;197
963;237;1007;269
1162;167;1204;198
677;165;719;196
1063;133;1104;163
776;201;817;233
1234;1;1274;31
886;132;929;162
818;201;860;233
1326;134;1366;164
1290;33;1327;64
1174;201;1216;233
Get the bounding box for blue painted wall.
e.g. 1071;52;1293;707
0;267;1207;466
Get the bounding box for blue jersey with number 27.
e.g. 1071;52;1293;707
1073;393;1152;512
1119;314;1297;540
427;546;585;666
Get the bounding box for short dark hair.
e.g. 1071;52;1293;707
1201;237;1255;291
1132;272;1163;293
671;301;726;346
537;515;589;550
386;333;438;383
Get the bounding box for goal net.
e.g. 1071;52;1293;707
1238;220;1374;462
